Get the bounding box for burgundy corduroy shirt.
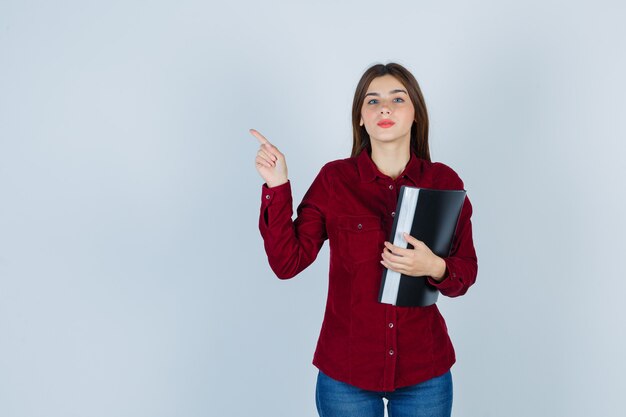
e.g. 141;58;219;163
258;149;478;392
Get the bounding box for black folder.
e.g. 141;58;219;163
378;186;466;307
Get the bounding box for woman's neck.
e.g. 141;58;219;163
370;142;411;180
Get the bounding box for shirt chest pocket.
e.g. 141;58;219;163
336;215;385;264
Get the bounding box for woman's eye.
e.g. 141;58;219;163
366;98;404;105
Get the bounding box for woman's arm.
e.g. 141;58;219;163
426;195;478;297
380;195;477;297
252;129;329;279
379;167;478;298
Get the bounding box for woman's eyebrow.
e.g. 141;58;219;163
364;89;408;97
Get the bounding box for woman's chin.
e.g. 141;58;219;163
370;135;410;147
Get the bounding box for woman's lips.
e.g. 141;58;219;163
377;120;395;128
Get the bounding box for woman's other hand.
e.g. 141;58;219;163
380;232;447;281
250;128;289;188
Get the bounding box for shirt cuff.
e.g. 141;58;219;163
427;258;457;291
261;180;291;207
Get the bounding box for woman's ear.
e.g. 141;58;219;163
359;118;364;126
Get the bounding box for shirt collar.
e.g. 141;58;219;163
356;148;422;184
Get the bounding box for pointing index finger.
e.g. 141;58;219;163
249;128;270;145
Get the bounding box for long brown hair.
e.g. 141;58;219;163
351;63;430;161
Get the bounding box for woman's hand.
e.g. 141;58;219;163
250;128;288;188
380;232;447;281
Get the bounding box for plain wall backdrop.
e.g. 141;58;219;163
1;1;625;416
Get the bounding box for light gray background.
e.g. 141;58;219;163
1;1;624;416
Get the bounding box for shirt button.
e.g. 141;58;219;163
391;211;395;217
265;194;270;200
388;323;394;328
388;184;394;190
389;349;394;355
357;223;362;230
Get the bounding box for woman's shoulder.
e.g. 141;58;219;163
305;156;357;190
427;160;465;189
318;155;358;175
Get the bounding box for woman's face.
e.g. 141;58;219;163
360;74;415;147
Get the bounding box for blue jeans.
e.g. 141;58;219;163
315;370;453;417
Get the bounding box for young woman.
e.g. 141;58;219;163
250;62;478;417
